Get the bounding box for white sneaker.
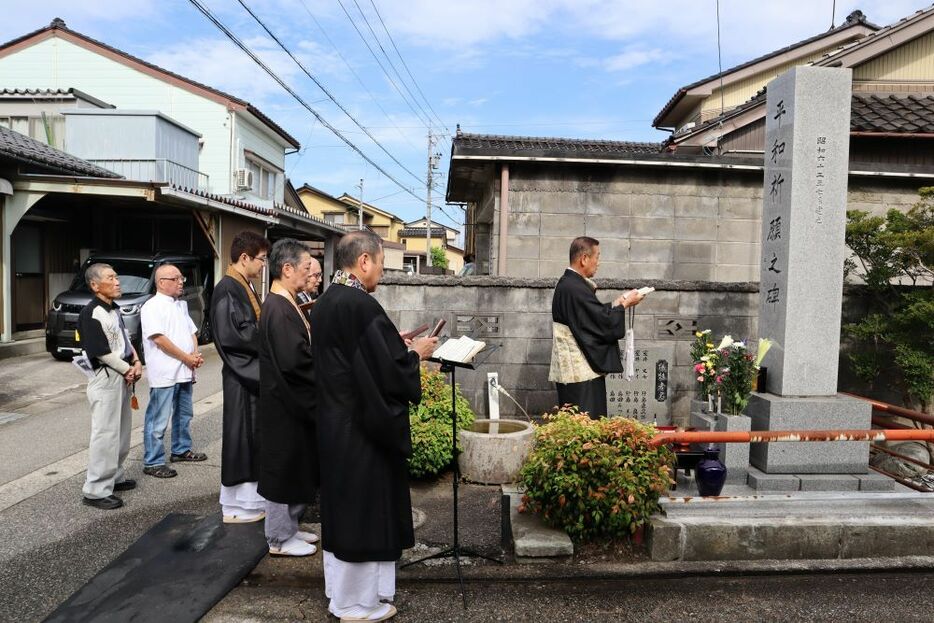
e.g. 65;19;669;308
337;603;397;622
223;509;266;524
295;530;319;544
269;535;317;557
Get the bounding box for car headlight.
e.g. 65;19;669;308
51;301;63;312
120;305;140;315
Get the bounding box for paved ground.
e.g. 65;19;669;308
3;348;934;622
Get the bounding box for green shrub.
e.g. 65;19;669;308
518;406;675;542
429;246;448;269
407;366;475;478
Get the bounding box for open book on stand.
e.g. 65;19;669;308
432;335;486;364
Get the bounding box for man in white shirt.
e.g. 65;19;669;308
140;264;206;478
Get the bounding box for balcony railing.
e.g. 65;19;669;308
87;159;210;191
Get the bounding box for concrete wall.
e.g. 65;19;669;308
373;274;759;425
480;163;924;281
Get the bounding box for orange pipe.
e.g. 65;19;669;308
842;392;934;426
650;428;934;448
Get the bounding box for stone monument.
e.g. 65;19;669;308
746;66;882;490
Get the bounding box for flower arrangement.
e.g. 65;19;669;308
691;332;773;416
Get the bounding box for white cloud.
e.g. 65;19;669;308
604;47;671;72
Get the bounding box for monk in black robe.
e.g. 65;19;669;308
257;239;320;557
311;230;436;622
211;231;269;523
549;236;644;419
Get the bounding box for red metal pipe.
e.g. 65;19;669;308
650;428;934;448
842;392;934;426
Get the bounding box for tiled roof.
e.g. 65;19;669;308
0;125;121;177
671;91;934;145
653;11;879;127
0;87;114;108
453;131;663;156
851;94;934;133
399;227;448;237
0;20;299;148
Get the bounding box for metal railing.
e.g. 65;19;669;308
845;393;934;492
87;158;210;191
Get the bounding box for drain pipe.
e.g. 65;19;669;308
497;164;509;276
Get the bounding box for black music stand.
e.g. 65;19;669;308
401;355;502;608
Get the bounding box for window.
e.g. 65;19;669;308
244;154;280;201
323;213;345;225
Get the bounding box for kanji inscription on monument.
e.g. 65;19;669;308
605;348;670;424
758;66;852;396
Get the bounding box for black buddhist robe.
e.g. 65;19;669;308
257;293;318;504
310;283;421;563
211;275;261;486
551;268;627;418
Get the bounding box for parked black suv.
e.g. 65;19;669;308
46;252;213;361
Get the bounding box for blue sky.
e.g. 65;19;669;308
2;0;930;226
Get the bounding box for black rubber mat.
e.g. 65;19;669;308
44;512;266;623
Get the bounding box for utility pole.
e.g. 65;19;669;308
355;177;364;230
426;129;440;267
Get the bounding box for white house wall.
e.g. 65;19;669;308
0;37;234;194
235;114;287;205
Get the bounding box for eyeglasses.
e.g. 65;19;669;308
310;272;322;279
159;276;187;284
251;255;268;263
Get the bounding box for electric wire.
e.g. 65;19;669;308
334;0;433;128
351;0;429;125
365;0;449;132
186;0;425;204
296;0;420;153
236;0;423;184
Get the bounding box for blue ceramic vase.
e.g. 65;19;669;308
695;446;727;496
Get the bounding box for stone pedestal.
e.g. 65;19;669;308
715;414;752;484
746;393;871;474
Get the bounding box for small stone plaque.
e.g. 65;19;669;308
605;347;671;424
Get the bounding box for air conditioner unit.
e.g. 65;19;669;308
235;168;253;190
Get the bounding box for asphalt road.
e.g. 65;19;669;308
0;347;225;622
208;570;934;622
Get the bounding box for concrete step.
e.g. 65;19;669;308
0;337;46;360
501;485;573;562
650;491;934;562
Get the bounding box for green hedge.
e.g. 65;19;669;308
407;366;474;478
519;406;674;542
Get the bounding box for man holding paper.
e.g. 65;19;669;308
549;236;645;419
310;230;436;621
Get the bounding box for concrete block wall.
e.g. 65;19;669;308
484;164;924;282
374;275;759;426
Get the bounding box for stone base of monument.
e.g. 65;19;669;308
745;467;895;492
746;392;871;474
715;413;752;485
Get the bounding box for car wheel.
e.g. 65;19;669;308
198;314;212;345
50;350;73;362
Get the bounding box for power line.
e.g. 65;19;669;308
349;0;435;129
186;0;425;205
235;0;422;185
368;0;449;133
295;0;420;153
333;0;433;128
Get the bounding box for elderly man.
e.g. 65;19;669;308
212;231;270;523
77;263;142;510
139;264;206;479
258;239;320;557
549;236;644;419
311;230;437;622
295;256;322;319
